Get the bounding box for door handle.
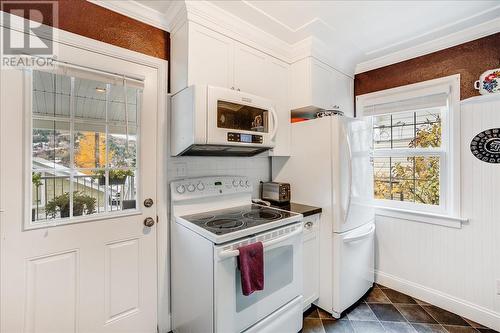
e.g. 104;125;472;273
143;198;153;207
343;224;375;243
341;123;353;222
144;217;155;227
269;106;279;139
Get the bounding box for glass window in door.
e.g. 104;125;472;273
31;69;142;225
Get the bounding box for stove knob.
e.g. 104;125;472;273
187;184;195;192
197;182;205;191
232;179;238;187
176;185;186;194
239;180;244;187
245;180;250;187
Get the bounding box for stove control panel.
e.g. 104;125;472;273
171;176;253;200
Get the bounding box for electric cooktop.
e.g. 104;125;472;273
180;204;298;236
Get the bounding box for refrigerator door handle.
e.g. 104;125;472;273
343;224;375;243
342;124;353;223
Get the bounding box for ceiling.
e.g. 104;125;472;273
134;0;500;71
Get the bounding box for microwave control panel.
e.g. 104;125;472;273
227;132;263;144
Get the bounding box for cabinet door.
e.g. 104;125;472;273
332;69;354;118
310;59;335;110
233;43;267;96
188;23;234;89
266;58;291;156
302;215;320;309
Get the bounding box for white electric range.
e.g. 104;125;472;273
170;176;304;333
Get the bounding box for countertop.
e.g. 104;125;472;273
270;202;322;218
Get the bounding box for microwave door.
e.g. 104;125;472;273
207;86;276;148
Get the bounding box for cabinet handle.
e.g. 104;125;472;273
304;221;313;230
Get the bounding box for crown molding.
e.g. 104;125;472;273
88;0;171;32
183;0;293;63
164;0;187;34
90;1;499;77
355;16;500;74
178;1;357;74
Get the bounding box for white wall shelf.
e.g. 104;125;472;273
461;93;500;105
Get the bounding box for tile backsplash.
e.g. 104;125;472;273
167;155;271;198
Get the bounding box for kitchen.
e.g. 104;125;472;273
0;1;499;333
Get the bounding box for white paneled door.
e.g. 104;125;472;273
0;42;158;332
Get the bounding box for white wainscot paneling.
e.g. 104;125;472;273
105;238;140;323
374;97;500;331
25;250;78;333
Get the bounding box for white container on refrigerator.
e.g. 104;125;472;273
272;116;375;318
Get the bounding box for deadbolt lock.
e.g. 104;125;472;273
144;198;154;208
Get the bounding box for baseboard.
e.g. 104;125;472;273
375;270;500;331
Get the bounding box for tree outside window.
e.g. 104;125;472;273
373;109;442;206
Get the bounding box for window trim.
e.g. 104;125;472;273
357;74;462;219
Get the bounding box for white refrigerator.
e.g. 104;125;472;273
272;115;375;318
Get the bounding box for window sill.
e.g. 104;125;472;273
24;209;142;231
375;206;468;229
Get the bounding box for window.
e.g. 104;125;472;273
372;108;443;206
357;75;460;216
30;68;143;225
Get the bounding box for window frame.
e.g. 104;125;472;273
356;74;461;218
24;68;143;230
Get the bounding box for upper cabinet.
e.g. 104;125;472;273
265;58;291;156
172;22;234;93
233;43;268;97
290;57;354;118
188;23;234;90
171;21;291;156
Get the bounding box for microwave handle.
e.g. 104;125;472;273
269;106;279;139
217;226;302;260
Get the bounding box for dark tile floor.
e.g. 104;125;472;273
302;284;499;333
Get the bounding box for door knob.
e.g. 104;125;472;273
144;217;155;227
144;198;154;207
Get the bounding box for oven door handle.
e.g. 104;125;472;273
217;226;302;260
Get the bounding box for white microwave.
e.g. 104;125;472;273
170;85;278;156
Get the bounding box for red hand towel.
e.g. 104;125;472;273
237;242;264;296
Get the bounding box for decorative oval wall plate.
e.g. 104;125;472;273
470;128;500;163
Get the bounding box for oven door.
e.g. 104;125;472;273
213;223;303;333
207;86;278;148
